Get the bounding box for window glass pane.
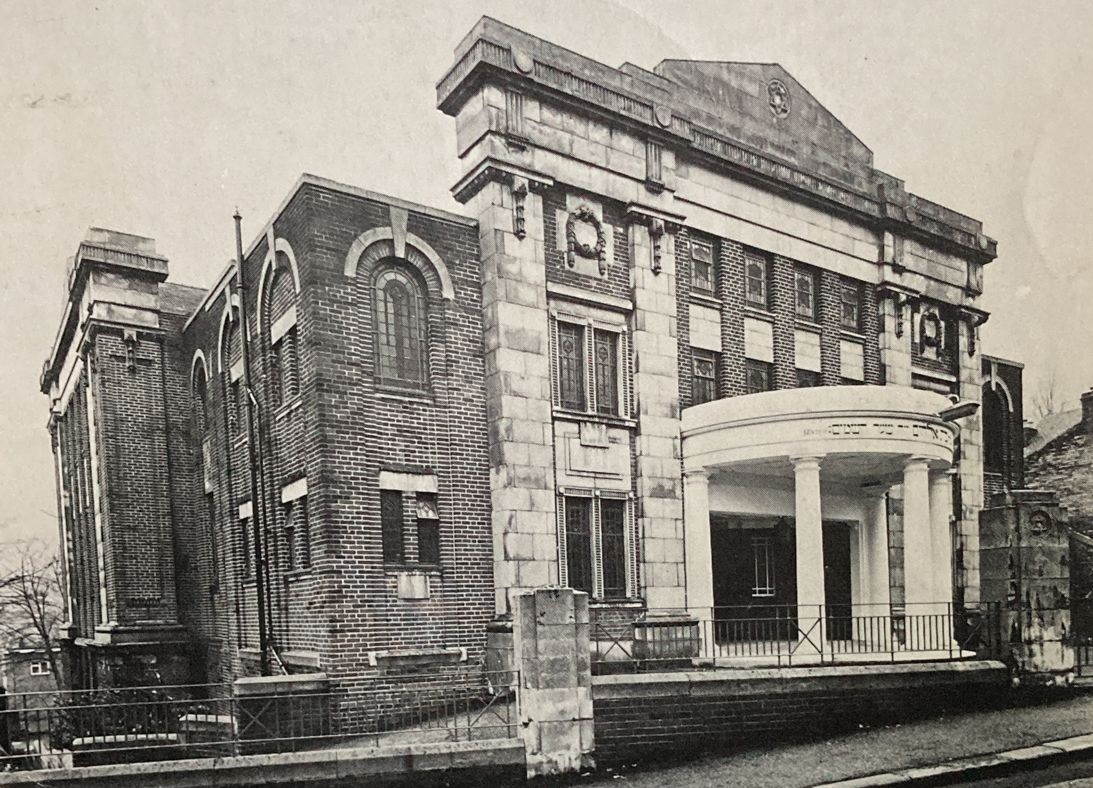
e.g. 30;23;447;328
752;535;776;597
299;500;310;568
692;350;718;405
381;490;404;563
745;252;768;308
375;267;426;387
594;329;619;416
564;497;593;594
795;268;816;319
840;282;861;330
745;360;772;394
285;327;300;399
601;498;627;598
558;322;586;410
416;492;440;565
270;340;284;408
691;241;714;294
241;517;252;576
796;369;821;388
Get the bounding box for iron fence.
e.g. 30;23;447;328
0;667;518;771
590;602;1011;672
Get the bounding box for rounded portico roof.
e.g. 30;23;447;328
681;386;959;483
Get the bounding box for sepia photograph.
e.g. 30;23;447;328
2;1;1093;785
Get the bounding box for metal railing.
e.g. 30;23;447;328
590;603;1004;673
0;667;518;771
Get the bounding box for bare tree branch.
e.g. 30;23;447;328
1032;368;1060;422
0;538;65;689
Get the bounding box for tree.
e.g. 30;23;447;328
1031;368;1060;422
0;539;65;689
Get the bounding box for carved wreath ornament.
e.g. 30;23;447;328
566;205;608;275
919;311;943;350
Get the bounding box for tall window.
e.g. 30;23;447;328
564;497;593;595
593;329;619;416
840;280;862;331
284;497;310;571
561;494;632;599
692;349;719;405
271;327;300;407
230;380;244;436
381;490;404;563
744;250;769;309
555;320;627;416
794;266;818;320
557;322;586;410
600;498;628;599
691;240;715;295
193;365;209;435
745;359;773;394
374;266;428;389
241;515;252;577
752;535;776;597
416;492;441;565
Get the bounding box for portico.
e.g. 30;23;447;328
681;386;962;662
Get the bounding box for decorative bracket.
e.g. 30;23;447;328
624;204;684;275
875;283;919;339
123;329;138;372
959;306;990;357
512;177;528;241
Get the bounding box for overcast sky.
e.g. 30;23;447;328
3;0;1091;544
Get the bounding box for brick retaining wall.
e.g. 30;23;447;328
592;661;1008;763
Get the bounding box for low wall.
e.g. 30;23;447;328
593;660;1009;763
0;740;525;788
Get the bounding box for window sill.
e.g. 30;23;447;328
794;318;822;333
383;564;442;576
553;409;636;429
589;598;645;609
274;397;303;421
743;306;774;322
689;292;721;309
839;329;866;342
284;568;312;582
375;386;434;405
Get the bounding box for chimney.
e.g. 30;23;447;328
1082;389;1093;434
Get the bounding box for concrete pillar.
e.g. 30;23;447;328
929;471;955;607
792;456;825;653
683;469;713;617
865;492;892;610
903;458;934;649
513;588;594;777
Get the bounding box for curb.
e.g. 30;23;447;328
813;732;1093;787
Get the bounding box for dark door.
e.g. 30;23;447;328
823;522;853;641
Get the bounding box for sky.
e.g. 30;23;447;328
3;0;1092;544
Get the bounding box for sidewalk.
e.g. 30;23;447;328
589;690;1093;787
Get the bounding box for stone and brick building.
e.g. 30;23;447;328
42;18;1004;686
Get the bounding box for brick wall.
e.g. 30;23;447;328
593;663;1006;763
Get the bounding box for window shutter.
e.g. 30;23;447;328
627;497;639;598
584;321;596;413
555;494;568;587
592;495;604;599
549;315;561;409
620;330;633;418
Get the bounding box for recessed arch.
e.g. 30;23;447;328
216;300;236;375
190;349;209;390
987;371;1015;413
343;227;455;300
257;237;301;332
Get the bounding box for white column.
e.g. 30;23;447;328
902;458;933;609
865;492;891;609
862;490;891;650
683;469;713;617
929;471;955;606
792;456;825;654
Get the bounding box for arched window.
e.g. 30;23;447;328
193;363;209;435
983;386;1010;476
374;264;428;388
264;257;300;408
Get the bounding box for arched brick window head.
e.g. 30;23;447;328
374;263;428;389
193;364;209;435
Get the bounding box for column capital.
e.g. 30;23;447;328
682;468;709;482
861;484;889;499
790;455;824;473
903;455;932;472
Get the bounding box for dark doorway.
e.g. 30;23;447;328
823;522;853;641
710;517;797;643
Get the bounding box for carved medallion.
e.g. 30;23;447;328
920;311;943;350
767;79;790;118
566;206;607;275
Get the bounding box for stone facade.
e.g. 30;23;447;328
43;18;1001;686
